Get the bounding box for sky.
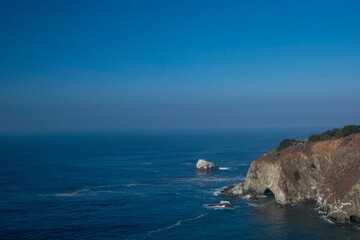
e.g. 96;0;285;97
0;0;360;132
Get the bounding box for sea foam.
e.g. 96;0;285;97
148;213;207;234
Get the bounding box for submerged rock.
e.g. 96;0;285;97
248;193;258;202
209;200;233;208
196;159;218;171
350;215;360;223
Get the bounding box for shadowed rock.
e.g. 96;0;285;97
327;210;350;225
220;183;245;197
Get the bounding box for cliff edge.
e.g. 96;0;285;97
223;132;360;224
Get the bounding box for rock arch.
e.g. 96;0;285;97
350;215;360;223
264;188;274;196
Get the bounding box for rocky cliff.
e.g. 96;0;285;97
223;133;360;224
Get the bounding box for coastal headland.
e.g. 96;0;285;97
222;125;360;225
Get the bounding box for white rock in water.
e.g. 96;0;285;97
218;200;233;208
196;159;218;171
209;200;233;208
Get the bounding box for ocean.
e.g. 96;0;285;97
0;129;359;239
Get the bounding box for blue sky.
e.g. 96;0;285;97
1;0;359;132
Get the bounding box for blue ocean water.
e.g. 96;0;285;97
0;130;359;240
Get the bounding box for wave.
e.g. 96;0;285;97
256;195;268;198
242;194;268;202
125;183;149;187
172;176;244;183
319;215;334;224
205;205;227;210
125;179;163;187
204;204;239;210
313;206;327;215
318;210;326;215
212;187;226;196
141;162;153;165
40;189;134;197
237;163;249;166
148;213;207;234
40;184;129;198
43;180;170;197
40;188;96;197
173;192;205;199
246;202;265;208
40;189;129;197
242;194;252;200
84;184;123;189
219;167;237;171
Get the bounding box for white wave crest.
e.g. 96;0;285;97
238;163;249;166
204;204;238;210
256;195;268;198
173;176;244;183
148;213;207;234
219;167;230;170
246;202;265;208
40;184;128;198
320;215;334;224
40;188;95;197
242;194;252;200
212;187;226;196
125;183;146;187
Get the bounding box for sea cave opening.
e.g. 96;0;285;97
264;188;274;197
350;215;360;223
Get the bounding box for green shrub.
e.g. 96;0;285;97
293;171;301;181
308;125;360;142
342;125;360;137
275;139;295;152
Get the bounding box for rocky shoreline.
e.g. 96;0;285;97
221;132;360;226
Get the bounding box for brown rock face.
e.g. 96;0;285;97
225;133;360;224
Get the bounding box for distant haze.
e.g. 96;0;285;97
1;1;359;132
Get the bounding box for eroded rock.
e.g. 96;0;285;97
209;200;233;208
223;133;360;224
327;210;350;225
196;159;218;171
220;183;245;197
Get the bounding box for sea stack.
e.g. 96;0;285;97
196;159;218;171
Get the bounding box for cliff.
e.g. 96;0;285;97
223;133;360;224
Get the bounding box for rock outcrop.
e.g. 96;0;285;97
326;210;350;225
223;133;360;224
209;200;233;208
221;184;245;197
196;159;218;171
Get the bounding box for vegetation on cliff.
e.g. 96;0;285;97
308;125;360;142
275;139;296;152
224;132;360;225
275;125;360;152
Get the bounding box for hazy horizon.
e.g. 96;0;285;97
1;1;359;133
